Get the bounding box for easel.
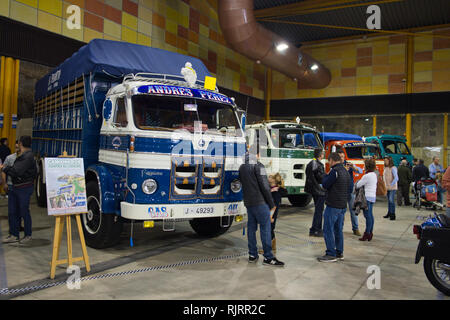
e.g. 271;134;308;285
49;151;91;279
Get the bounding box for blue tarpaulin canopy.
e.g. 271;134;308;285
319;132;363;142
35;39;211;101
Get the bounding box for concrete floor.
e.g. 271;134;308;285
0;195;448;300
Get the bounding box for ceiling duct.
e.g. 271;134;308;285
218;0;331;89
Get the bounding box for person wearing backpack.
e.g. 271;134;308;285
355;159;378;241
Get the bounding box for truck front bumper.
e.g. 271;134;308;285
120;201;247;220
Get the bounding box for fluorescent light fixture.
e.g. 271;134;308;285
310;64;319;71
276;43;289;52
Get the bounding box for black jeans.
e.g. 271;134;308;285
397;184;411;205
310;194;326;234
270;206;279;239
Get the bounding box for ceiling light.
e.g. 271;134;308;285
276;43;289;52
310;64;319;71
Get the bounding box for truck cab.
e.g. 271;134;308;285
245;121;323;207
32;40;246;248
365;134;413;167
321;132;384;182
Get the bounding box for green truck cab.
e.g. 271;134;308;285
365;134;413;166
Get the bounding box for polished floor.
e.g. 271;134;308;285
0;195;448;300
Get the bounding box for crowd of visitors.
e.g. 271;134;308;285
239;144;449;265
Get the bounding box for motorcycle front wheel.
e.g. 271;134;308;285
423;257;450;296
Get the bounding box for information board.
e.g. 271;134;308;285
44;158;87;215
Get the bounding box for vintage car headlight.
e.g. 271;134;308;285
231;179;242;193
142;179;157;194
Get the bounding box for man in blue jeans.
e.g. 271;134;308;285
1;136;37;245
318;152;351;263
239;150;284;267
337;149;363;236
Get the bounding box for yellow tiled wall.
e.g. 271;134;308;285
273;29;450;99
1;0;449;100
0;0;266;99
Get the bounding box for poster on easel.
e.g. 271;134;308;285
44;158;87;215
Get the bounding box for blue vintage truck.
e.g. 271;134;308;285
33;39;246;248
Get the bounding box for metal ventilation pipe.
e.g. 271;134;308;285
218;0;331;89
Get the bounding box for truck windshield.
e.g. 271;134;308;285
131;95;242;136
382;140;411;155
346;145;382;159
269;127;322;149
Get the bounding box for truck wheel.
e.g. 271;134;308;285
189;217;233;237
423;257;450;296
35;166;47;208
288;194;312;207
82;181;123;249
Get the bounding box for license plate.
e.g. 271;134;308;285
184;206;215;215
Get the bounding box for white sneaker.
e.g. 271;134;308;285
19;236;32;245
2;235;19;243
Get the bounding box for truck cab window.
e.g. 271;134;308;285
382;141;396;154
114;97;128;127
396;142;410;154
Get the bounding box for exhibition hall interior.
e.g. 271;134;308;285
0;0;449;304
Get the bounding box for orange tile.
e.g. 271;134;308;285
373;55;389;65
84;11;103;33
389;35;407;44
413;82;432;93
177;37;188;51
104;4;121;24
123;0;138;17
357;47;372;57
357;56;372;67
389;64;406;74
341;67;356;77
432;81;450;92
165;31;177;47
433;70;450;82
388;83;405;94
389;74;406;84
433;38;450;50
152;12;165;29
372;65;390;75
188;30;198;44
85;0;104;16
432;60;450;70
414;51;432;62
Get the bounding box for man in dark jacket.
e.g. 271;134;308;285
317;152;351;263
412;159;429;182
397;159;412;206
1;136;37;244
239;151;284;267
305;148;326;237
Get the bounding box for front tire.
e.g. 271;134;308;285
423;257;450;296
288;194;312;207
35;165;47;208
82;180;123;249
189;217;233;237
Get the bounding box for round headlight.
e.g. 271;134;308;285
142;179;157;194
231;179;242;193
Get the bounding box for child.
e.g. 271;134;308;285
269;173;284;252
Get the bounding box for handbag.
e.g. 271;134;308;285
376;171;387;196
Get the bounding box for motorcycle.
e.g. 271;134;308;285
413;212;450;296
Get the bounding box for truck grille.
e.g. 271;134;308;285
170;156;224;199
293;163;305;180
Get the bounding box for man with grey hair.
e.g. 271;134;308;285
397;158;412;206
429;156;444;204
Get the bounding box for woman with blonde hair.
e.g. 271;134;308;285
268;173;284;252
